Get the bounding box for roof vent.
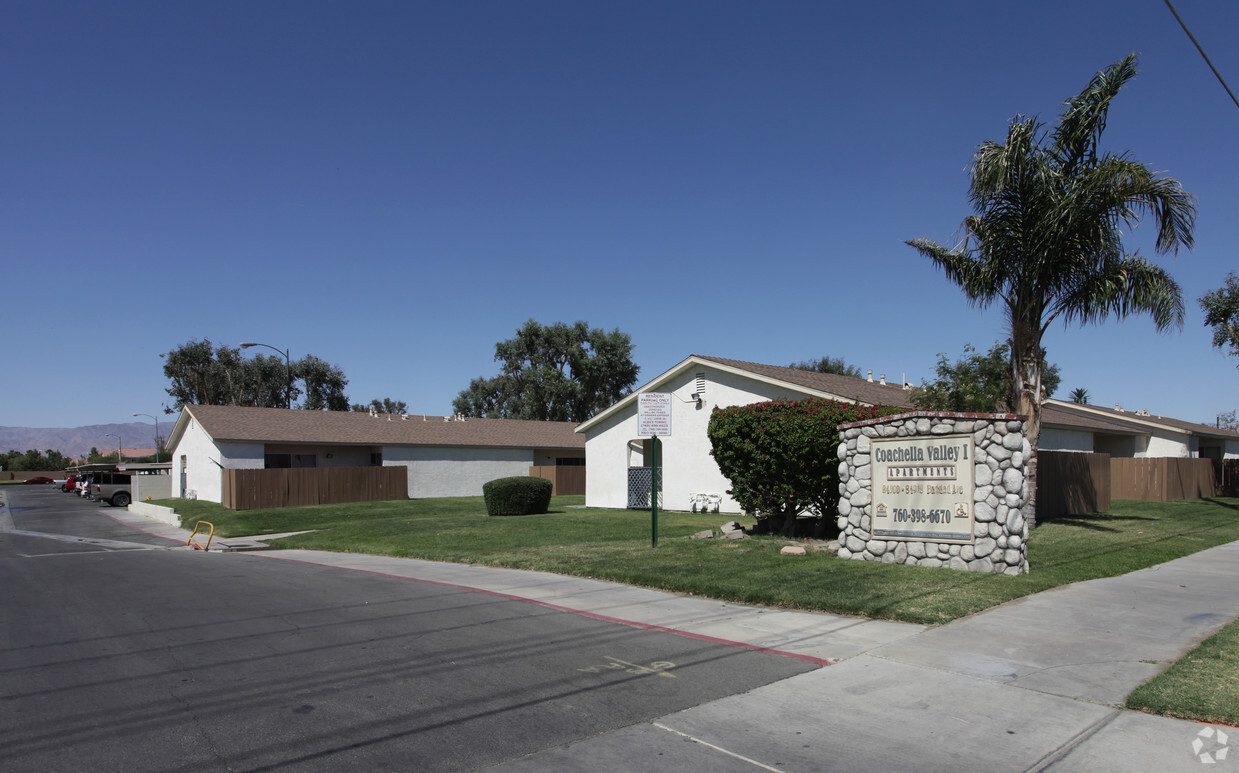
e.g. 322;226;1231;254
867;370;873;382
694;373;706;396
880;374;886;386
1115;404;1124;412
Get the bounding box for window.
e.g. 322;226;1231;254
556;457;585;466
370;452;383;466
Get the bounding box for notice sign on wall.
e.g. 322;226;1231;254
871;434;975;543
637;393;672;437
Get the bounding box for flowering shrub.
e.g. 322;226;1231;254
707;398;903;536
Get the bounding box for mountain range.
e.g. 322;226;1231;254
0;422;167;458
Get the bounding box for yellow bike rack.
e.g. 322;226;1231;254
188;521;215;551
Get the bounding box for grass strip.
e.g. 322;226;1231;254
1126;618;1239;726
156;496;1239;626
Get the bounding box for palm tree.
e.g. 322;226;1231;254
907;54;1195;526
1069;387;1089;404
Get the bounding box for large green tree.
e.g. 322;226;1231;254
162;339;350;412
1200;272;1239;363
453;320;639;423
906;55;1195;524
913;341;1060;413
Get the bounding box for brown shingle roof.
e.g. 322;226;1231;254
693;355;917;408
1040;404;1146;434
180;405;584;450
1042;401;1239;440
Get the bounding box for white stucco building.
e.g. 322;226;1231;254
165;405;584;503
577;355;1239;515
575;355;915;514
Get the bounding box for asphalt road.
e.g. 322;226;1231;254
1;486;818;772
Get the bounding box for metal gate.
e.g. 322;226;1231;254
627;467;662;509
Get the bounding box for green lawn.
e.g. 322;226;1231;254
1126;617;1239;725
157;495;1239;626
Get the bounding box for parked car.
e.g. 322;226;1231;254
62;475;80;492
23;476;55;484
77;475;94;497
93;473;132;507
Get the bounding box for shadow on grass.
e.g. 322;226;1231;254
1039;512;1152;530
1200;497;1239;512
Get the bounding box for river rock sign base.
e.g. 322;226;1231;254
836;411;1030;575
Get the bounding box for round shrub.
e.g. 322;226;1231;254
482;476;553;516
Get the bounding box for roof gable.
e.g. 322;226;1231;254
576;354;916;433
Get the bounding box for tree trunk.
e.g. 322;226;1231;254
1009;319;1042;529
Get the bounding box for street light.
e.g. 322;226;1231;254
133;413;162;463
104;433;123;464
240;341;291;409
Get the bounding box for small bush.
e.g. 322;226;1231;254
483;476;553;516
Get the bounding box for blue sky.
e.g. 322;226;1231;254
4;0;1236;431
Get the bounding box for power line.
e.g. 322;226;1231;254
1162;0;1239;111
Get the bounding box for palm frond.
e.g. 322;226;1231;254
1054;255;1185;331
1051;54;1139;172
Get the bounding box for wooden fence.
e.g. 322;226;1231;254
221;466;408;510
1111;457;1217;502
1038;451;1112;520
1037;453;1223;520
529;465;586;496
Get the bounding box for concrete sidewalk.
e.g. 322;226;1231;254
113;506;1239;771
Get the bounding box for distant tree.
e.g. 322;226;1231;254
351;398;409;414
0;448;73;471
295;355;350;411
162;339;351;412
1216;410;1239;432
161;339;238;410
788;356;863;378
913;341;1060;413
906;55;1194;526
453;320;639;422
1200;272;1239;364
1069;387;1090;404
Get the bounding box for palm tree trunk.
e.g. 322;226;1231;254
1010;321;1042;528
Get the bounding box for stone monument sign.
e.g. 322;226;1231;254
837;412;1030;575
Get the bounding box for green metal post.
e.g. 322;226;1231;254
651;436;660;548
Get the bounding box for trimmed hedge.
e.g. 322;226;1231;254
707;398;905;536
483;476;554;516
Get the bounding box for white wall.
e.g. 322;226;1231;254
168;417;264;503
1226;439;1239;459
132;473;171;501
1142;428;1191;458
383;446;535;498
1038;427;1094;453
169;418;220;501
584;366;811;514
